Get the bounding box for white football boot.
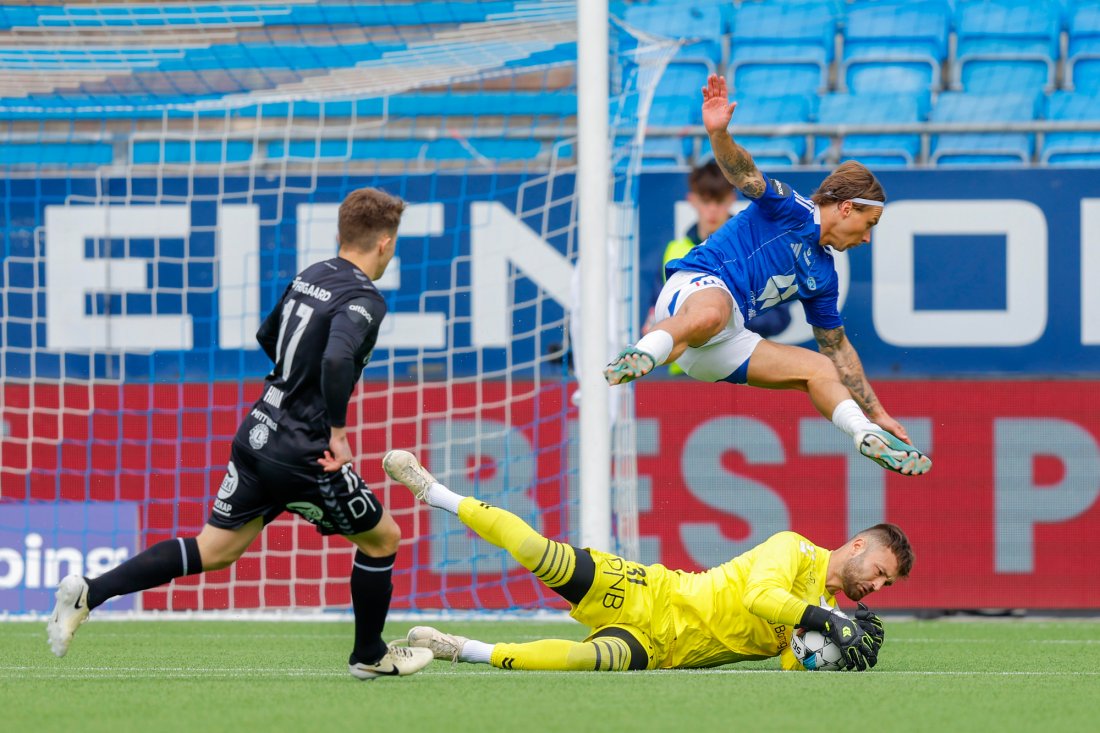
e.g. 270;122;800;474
47;574;90;657
348;643;434;680
603;347;657;386
855;429;933;476
407;625;470;662
382;450;438;502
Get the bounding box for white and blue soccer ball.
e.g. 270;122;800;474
790;606;848;671
790;628;844;671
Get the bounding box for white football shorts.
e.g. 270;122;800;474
653;270;763;384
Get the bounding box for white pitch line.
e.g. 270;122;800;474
888;638;1100;644
1;667;1096;679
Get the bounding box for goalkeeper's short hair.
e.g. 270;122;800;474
856;523;914;578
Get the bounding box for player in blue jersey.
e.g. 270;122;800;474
606;75;931;476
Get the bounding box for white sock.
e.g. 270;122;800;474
830;399;881;437
425;483;465;515
459;640;495;664
634;329;674;365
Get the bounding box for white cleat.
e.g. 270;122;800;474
603;347;656;386
348;643;434;680
47;574;90;658
408;625;470;662
382;450;438;502
856;429;933;476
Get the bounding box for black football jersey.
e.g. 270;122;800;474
233;257;387;469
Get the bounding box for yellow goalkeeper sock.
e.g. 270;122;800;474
457;497;575;589
490;637;634;671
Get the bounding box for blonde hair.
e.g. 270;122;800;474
811;161;886;211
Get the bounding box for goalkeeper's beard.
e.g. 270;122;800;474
839;555;870;601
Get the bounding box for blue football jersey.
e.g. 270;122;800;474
666;176;843;330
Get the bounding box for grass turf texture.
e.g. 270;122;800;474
3;619;1097;733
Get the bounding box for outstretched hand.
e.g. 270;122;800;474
701;73;737;135
318;429;353;473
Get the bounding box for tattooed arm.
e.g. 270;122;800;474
700;73;766;199
813;325;912;444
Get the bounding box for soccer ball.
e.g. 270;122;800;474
790;627;844;670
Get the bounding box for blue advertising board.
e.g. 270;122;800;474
0;502;139;612
2;169;1099;380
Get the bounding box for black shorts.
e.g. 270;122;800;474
207;442;385;536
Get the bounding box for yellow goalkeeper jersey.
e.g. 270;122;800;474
657;531;835;669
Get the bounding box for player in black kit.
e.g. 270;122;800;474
46;187;434;680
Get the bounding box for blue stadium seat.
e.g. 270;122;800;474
930;92;1042;165
1067;1;1100;93
389;93;578;118
653;63;714;110
619;61;707;167
0;3;526;30
0;142;113;166
814;93;930;166
728;2;836;95
700;94;814;167
841;1;951;94
131;140;255;164
622;3;725;68
729;46;828;96
1041;91;1100;165
267;138;543;162
953;0;1060;94
961;62;1055;95
639;137;690;169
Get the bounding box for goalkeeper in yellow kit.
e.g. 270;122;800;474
383;450;909;673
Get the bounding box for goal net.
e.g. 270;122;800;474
0;1;675;615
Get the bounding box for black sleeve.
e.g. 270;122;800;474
799;604;834;632
256;285;290;362
320;293;387;428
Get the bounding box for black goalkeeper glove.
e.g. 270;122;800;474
799;604;877;671
854;602;885;669
856;602;885;644
822;612;876;672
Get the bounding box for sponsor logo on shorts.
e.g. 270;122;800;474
248;423;270;450
217;462;239;499
807;277;817;291
213;499;233;515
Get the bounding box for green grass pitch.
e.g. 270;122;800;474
3;618;1097;733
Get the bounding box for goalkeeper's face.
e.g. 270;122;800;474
839;542;900;601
